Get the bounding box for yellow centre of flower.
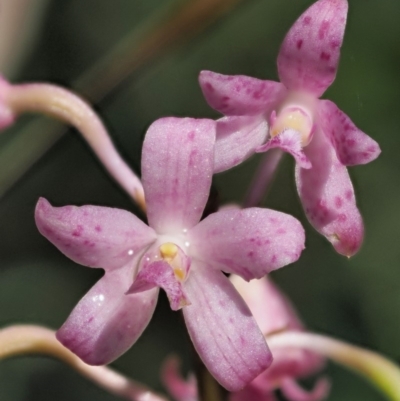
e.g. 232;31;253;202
270;108;313;146
159;242;178;261
159;242;186;281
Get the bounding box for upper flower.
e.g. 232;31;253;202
198;0;380;256
35;117;306;391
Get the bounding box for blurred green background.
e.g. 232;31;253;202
0;0;399;400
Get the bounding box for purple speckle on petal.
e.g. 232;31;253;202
318;21;330;40
95;225;102;232
72;225;84;237
205;82;214;93
320;51;331;61
296;39;303;49
335;197;343;208
303;16;311;25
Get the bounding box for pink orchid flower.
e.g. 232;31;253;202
198;0;380;256
229;275;329;401
35;117;306;391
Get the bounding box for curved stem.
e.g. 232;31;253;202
0;325;167;401
268;331;400;401
244;150;283;207
2;81;145;211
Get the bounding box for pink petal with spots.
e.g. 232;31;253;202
161;356;197;401
296;130;363;256
257;129;311;169
277;0;348;97
35;198;156;270
129;260;190;311
318;100;381;165
188;208;305;280
230;276;303;336
281;377;330;401
182;267;272;392
199;70;286;116
214;115;269;173
142;117;215;234
57;262;158;365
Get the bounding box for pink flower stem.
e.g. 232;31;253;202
0;325;168;401
268;331;400;401
244;149;283;207
2;81;145;211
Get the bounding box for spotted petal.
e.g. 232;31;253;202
141;117;215;234
257;129;311;169
35;198;156;270
57;262;158;365
188;208;305;280
296;129;363;256
214;116;268;173
199;70;285;116
182;267;272;391
277;0;348;97
318;99;381;166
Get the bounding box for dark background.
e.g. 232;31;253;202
0;0;399;400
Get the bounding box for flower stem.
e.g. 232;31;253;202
2;81;146;211
0;325;168;401
268;331;400;401
244;149;283;207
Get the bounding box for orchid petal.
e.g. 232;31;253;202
182;267;272;391
57;263;158;365
188;208;305;280
277;0;348;97
35;198;156;270
296;130;363;256
281;377;331;401
318;100;381;165
129;260;190;311
142;117;215;234
257;129;311;169
161;356;197;401
214;116;268;173
230;276;303;336
199;70;286;116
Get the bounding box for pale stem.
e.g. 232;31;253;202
3;83;146;211
0;325;168;401
268;331;400;401
244;149;283;207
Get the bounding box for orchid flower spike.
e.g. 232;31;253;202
198;0;380;256
0;76;144;209
35;117;306;391
229;275;330;401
